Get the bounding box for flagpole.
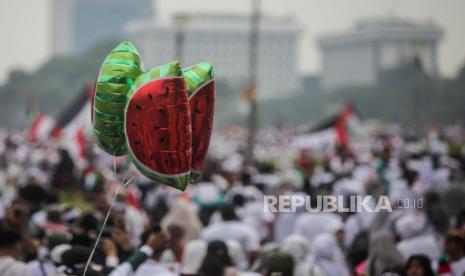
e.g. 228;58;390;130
244;0;260;165
174;13;189;63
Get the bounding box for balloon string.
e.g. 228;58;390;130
113;157;117;177
82;158;135;276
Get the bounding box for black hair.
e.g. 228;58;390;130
198;240;233;276
348;231;369;269
404;255;434;276
232;194;246;207
78;212;98;232
265;251;294;276
0;227;22;248
220;204;238;221
140;223;162;244
61;246;90;268
47;209;62;223
240;171;252;186
456;209;465;229
46;233;70;251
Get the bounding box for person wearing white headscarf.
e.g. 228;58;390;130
161;200;203;243
275;192;306;243
395;213;427;241
395;213;440;263
344;199;376;248
281;234;324;276
307;233;349;276
293;212;343;245
226;240;248;271
201;205;260;254
181;240;207;275
275;212;301;243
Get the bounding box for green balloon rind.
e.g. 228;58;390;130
182;61;214;97
93;41;143;156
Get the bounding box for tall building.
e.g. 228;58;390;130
50;0;154;55
125;14;301;99
318;18;443;91
50;0;74;56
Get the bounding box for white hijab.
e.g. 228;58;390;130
161;200;203;242
226;239;248;271
282;234;314;276
181;239;207;274
281;234;310;263
309;233;349;276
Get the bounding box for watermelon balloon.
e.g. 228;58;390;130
183;62;215;182
126;62;192;190
93;41;143;156
92;41;215;190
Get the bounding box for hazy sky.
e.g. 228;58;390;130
158;0;465;77
0;0;50;83
1;0;465;84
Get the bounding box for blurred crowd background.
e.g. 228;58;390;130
1;0;465;276
0;123;465;275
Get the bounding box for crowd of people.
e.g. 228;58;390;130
0;124;464;276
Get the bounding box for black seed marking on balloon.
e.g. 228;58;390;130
165;159;170;164
153;126;160;130
165;87;170;95
148;94;153;100
134;140;141;145
159;137;165;143
131;123;137;127
136;104;142;111
195;107;202;114
150;154;154;160
206;96;210;102
159;109;165;116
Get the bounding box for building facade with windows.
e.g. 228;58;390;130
318;18;443;91
125;14;301;99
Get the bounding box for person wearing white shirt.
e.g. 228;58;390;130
201;204;260;254
0;227;32;276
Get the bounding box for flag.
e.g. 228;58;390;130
27;113;56;143
292;103;364;151
51;85;93;168
335;104;352;147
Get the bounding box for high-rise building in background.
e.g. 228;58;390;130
50;0;74;56
318;18;443;91
125;14;301;99
51;0;154;55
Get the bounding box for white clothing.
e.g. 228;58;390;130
0;257;32;276
451;257;465;276
274;212;300;243
27;260;60;276
396;234;440;262
182;240;207;274
293;213;343;245
309;233;349;276
201;221;260;252
110;260;176;276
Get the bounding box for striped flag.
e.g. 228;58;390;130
51;85;93;168
27;113;56;143
292;103;364;151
